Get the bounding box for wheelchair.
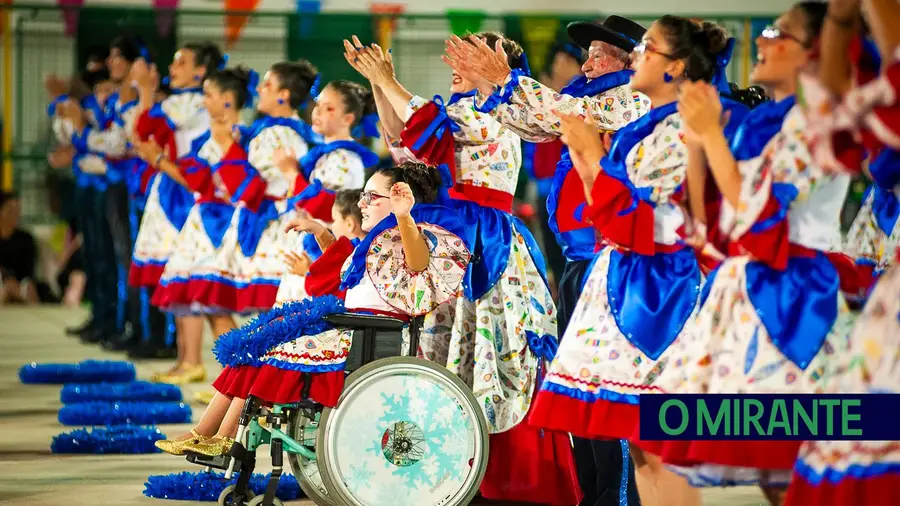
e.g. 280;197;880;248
186;313;490;506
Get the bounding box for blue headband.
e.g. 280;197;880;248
352;112;381;139
712;38;736;94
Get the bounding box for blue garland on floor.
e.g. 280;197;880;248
51;425;164;454
143;471;303;501
214;295;344;368
60;382;183;404
58;401;192;426
19;360;136;384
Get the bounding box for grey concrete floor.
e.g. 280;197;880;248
0;305;769;506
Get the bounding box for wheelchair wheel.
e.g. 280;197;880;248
286;407;336;506
317;357;489;506
217;484;255;506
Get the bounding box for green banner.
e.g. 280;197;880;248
446;9;485;36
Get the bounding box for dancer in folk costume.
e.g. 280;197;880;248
637;4;858;504
444;16;650;506
272;79;380;304
47;66;121;346
344;34;581;505
132;67;262;384
126;43;225;381
785;0;900;503
155;162;471;457
523;17;746;506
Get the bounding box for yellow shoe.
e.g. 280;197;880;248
156;364;207;385
183;436;235;457
154;430;208;456
193;390;215;405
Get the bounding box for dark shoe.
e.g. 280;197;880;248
66;319;95;336
80;328;110;344
102;328;139;351
127;340;178;360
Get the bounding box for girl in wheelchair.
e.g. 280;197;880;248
155;161;472;457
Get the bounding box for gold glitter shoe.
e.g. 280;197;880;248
156;364;207;385
154;429;208;456
193;390;215;405
183;436;235;457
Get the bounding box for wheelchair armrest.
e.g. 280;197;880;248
324;312;408;331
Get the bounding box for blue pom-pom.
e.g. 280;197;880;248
58;402;192;426
143;471;303;501
61;381;183;404
19;360;136;384
214;295;344;368
51;425;164;454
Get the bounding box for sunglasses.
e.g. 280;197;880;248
760;25;805;46
633;40;677;60
358;190;389;205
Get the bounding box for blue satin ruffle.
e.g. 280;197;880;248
236;199;280;257
299;139;379;180
864;183;900;237
302;233;323;262
340;204;473;292
198;202;236;249
156;174;192;231
606;248;700;360
410;95;461;152
744;253;839;370
868;148;900;192
561;70;634;99
730;97;795;161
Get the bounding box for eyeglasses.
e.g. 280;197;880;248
760;25;805;46
633;40;677;60
358;190;389;205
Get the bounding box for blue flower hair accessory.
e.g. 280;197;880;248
245;68;260;108
352;112;381;138
712;38;736;94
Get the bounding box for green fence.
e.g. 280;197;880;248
2;4;781;224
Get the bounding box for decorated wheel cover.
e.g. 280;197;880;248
287;408;335;506
317;357;489;506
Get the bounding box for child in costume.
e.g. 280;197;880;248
344;33;581;505
524;16;744;506
785;0;900;503
135;67;261;378
271;79;381;304
640;4;857;504
153;162;471;458
276;189;366;305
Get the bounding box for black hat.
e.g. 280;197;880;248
567;15;647;53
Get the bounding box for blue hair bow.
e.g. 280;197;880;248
218;54;229;71
138;45;152;64
352;112;381;139
518;50;532;77
712;38;736;94
302;74;322;110
244;69;260;108
435;163;454;204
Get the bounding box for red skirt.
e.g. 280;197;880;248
129;261;165;288
529;389;641;441
152;278;279;314
212;366;261;398
480;419;583;505
248;364;344;407
785;470;900;506
635;439;802;470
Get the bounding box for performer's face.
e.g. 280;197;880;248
202;79;229;120
358;173;394;232
629;23;681;94
107;48;131;82
751;8;810;88
168;49;202;89
256;71;290;114
583;41;626;79
311;86;355;137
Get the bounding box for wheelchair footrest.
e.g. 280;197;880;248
185;452;232;471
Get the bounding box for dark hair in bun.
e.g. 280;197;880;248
325;80;376;127
373;161;442;204
207;66;255;109
270;59;319;110
657;15;729;82
182;41;225;77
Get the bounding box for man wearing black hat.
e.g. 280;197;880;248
445;14;648;506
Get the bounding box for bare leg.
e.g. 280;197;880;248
630;444;702;506
186;391;234;438
209;314;237;340
215;397;247;438
760;485;787;506
180;315;205;366
62;271;86;307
